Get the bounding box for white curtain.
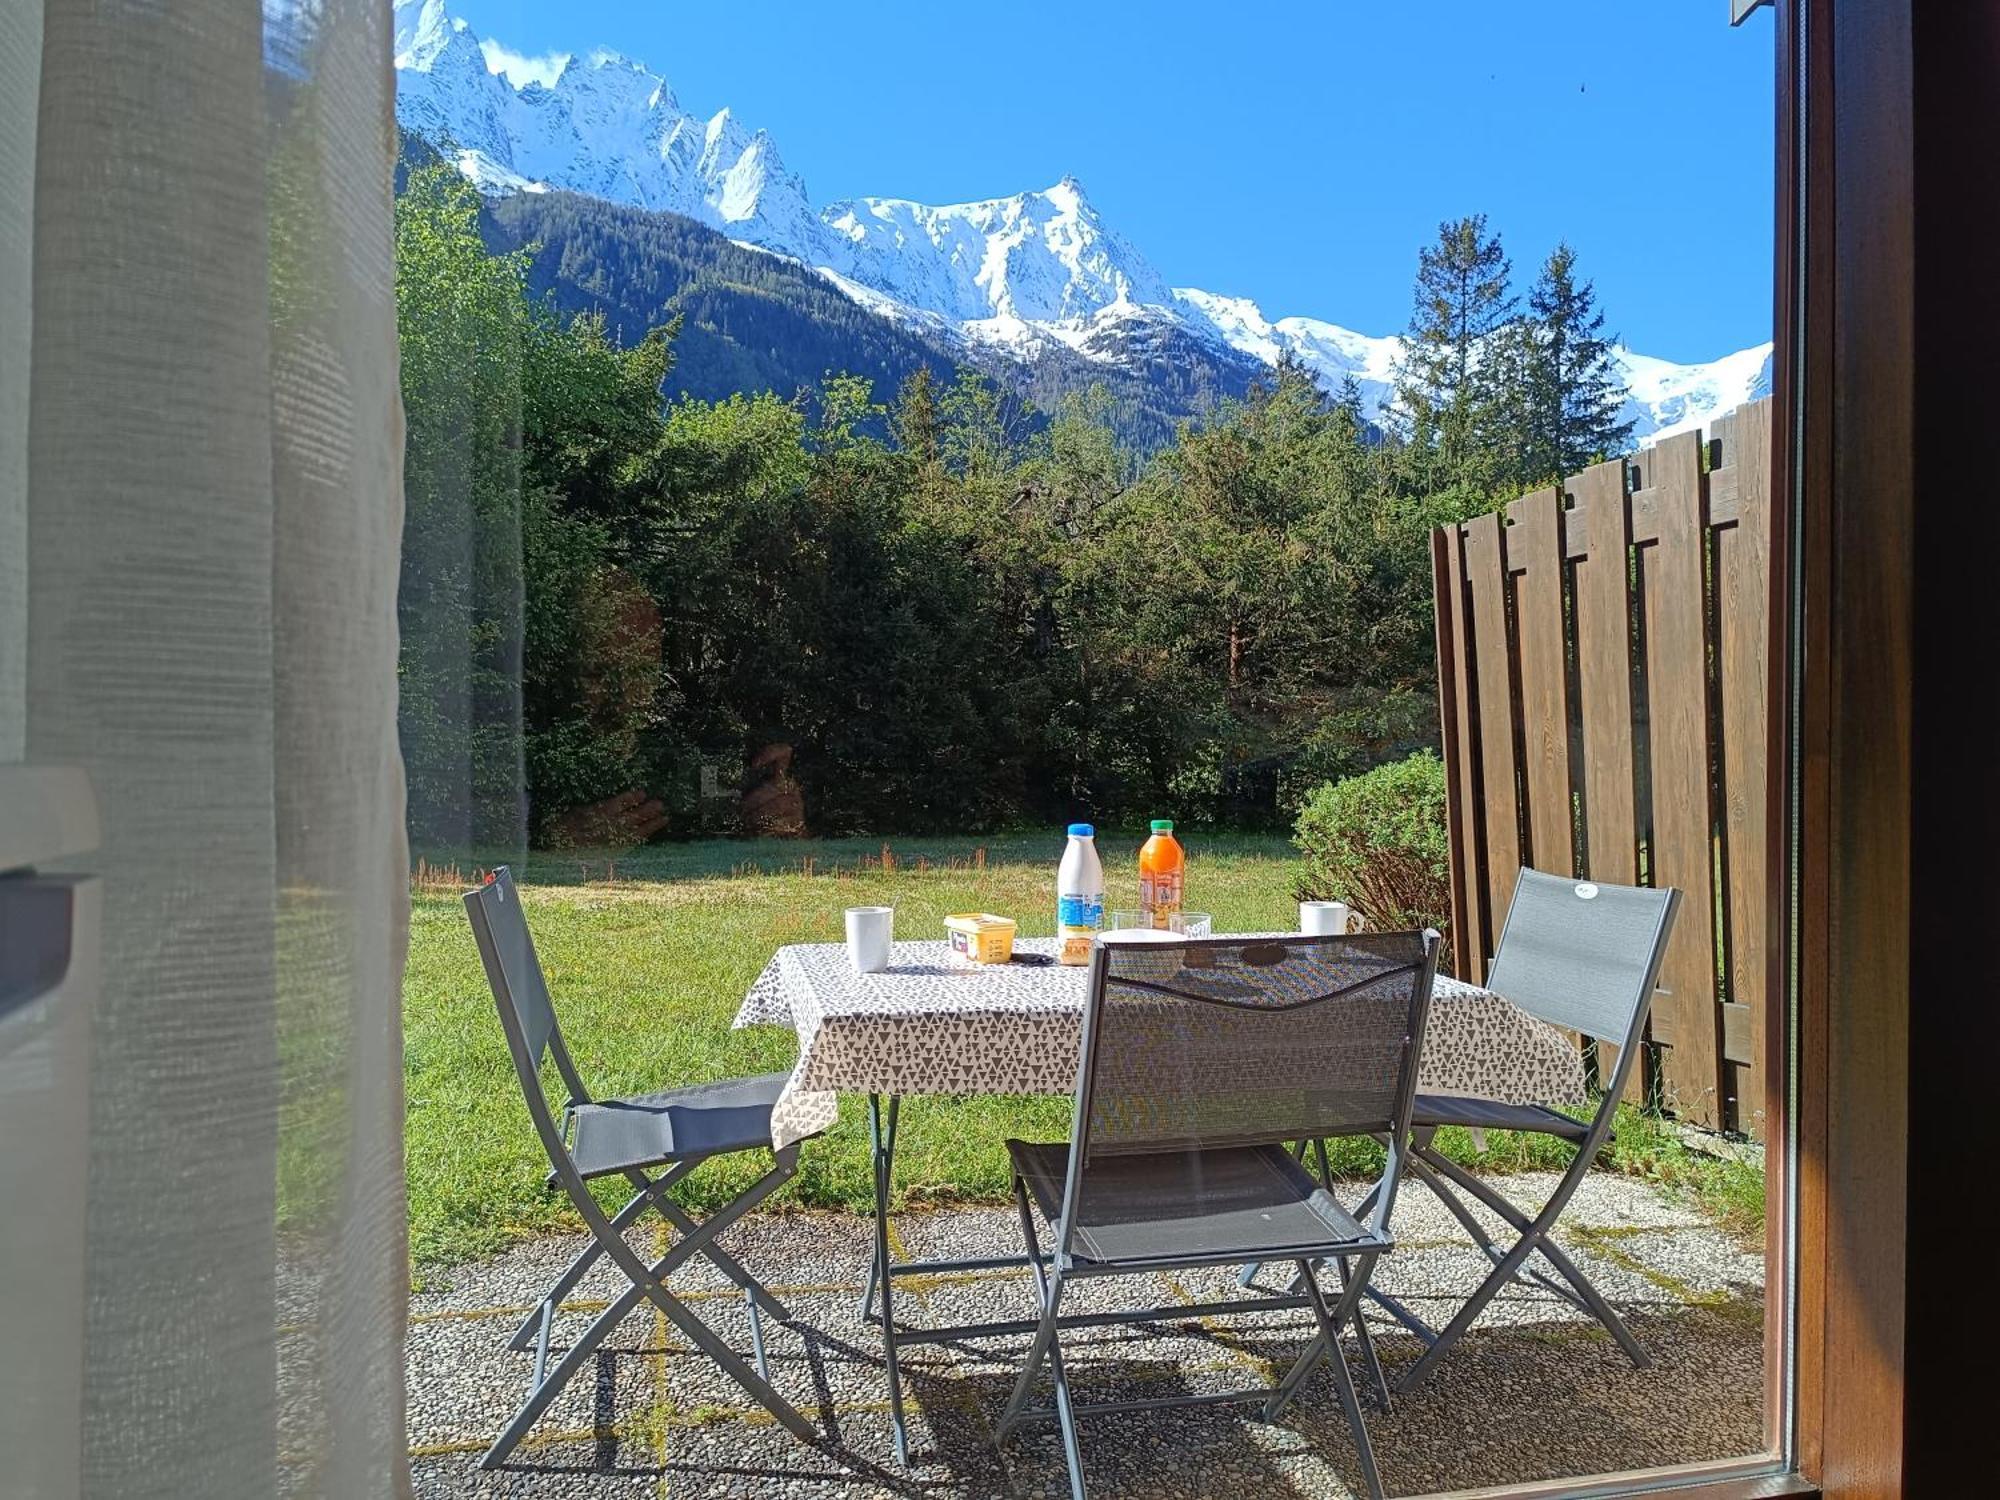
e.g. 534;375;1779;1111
3;0;412;1494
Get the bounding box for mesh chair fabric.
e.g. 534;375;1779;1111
1081;931;1433;1162
467;868;561;1069
1010;1139;1375;1265
1484;869;1679;1046
568;1074;789;1177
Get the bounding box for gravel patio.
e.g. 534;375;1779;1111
406;1168;1762;1499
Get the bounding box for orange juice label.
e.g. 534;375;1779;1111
1139;871;1183;925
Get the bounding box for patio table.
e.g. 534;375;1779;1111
733;933;1587;1463
734;936;1586;1149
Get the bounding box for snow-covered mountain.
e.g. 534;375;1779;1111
393;0;1771;445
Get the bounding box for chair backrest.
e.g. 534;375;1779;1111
1062;929;1440;1248
1484;868;1681;1055
462;866;589;1110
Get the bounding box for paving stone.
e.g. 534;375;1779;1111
411;1432;668;1499
411;1226;661;1321
408;1306;660;1451
893;1206;1032;1266
658;1290;919;1417
1000;1387;1341;1500
681;1210;877;1297
657;1394;1014;1498
406;1181;1766;1497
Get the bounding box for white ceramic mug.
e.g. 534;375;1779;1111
845;906;893;973
1299;900;1350;937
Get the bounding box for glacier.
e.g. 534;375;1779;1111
392;0;1771;445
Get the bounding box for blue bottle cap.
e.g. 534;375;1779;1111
1067;823;1094;838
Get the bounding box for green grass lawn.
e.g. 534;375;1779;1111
403;833;1763;1267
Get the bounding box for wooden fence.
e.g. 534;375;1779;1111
1431;398;1773;1134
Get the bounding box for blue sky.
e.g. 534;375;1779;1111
452;1;1775;362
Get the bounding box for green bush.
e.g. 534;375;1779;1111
1294;750;1454;965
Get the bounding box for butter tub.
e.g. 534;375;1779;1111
944;913;1017;964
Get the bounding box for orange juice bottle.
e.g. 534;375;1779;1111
1138;819;1184;929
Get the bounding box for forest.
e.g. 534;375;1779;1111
395;166;1632;849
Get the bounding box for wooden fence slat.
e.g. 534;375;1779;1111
1570;460;1640;883
1506;488;1575;877
1568;458;1647;1099
1714;401;1773;1133
1463;511;1522;973
1431;399;1774;1135
1634;431;1724;1127
1432;527;1484;979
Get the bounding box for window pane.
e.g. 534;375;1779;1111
394;1;1781;1490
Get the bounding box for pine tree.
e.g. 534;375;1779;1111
1516;242;1634;486
892;365;941;466
1391;214;1515;484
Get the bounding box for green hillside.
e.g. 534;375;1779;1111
484;191;964;413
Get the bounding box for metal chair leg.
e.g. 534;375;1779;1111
637;1172;794;1323
996;1180;1064;1441
1393;1142;1644;1398
1265;1246;1377;1418
745;1285;770;1381
1289;1259;1384;1500
484;1156;815;1468
1333;1255;1390;1411
1410;1143;1648;1376
1404;1149;1590;1314
509;1156;792;1353
998;1185;1086;1500
1045;1280;1088;1500
487;1267;653;1467
507;1161;696;1351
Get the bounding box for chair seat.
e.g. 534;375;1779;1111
569;1072;794;1178
1411;1093;1597;1145
1007;1139;1384;1269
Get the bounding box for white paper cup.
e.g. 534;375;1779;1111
1299;901;1350;937
845;906;893;973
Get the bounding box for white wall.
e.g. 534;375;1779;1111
0;0;39;764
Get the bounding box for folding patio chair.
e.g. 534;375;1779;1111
1391;866;1680;1395
995;929;1441;1500
463;867;823;1469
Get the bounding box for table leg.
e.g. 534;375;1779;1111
858;1095;902;1322
868;1093;910;1465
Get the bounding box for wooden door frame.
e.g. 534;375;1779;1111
1778;0;1992;1492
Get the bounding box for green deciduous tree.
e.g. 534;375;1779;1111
395;163;530;850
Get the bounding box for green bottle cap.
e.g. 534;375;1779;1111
1150;819;1174;833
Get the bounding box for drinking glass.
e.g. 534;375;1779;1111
1107;909;1210;936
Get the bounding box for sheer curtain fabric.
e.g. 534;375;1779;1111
2;0;412;1494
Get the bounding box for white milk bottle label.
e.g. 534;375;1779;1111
1056;823;1105;965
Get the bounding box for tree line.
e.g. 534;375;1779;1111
395;167;1632;848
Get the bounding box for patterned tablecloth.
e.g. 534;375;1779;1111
733;936;1587;1149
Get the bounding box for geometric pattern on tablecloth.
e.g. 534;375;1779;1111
733;936;1588;1149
